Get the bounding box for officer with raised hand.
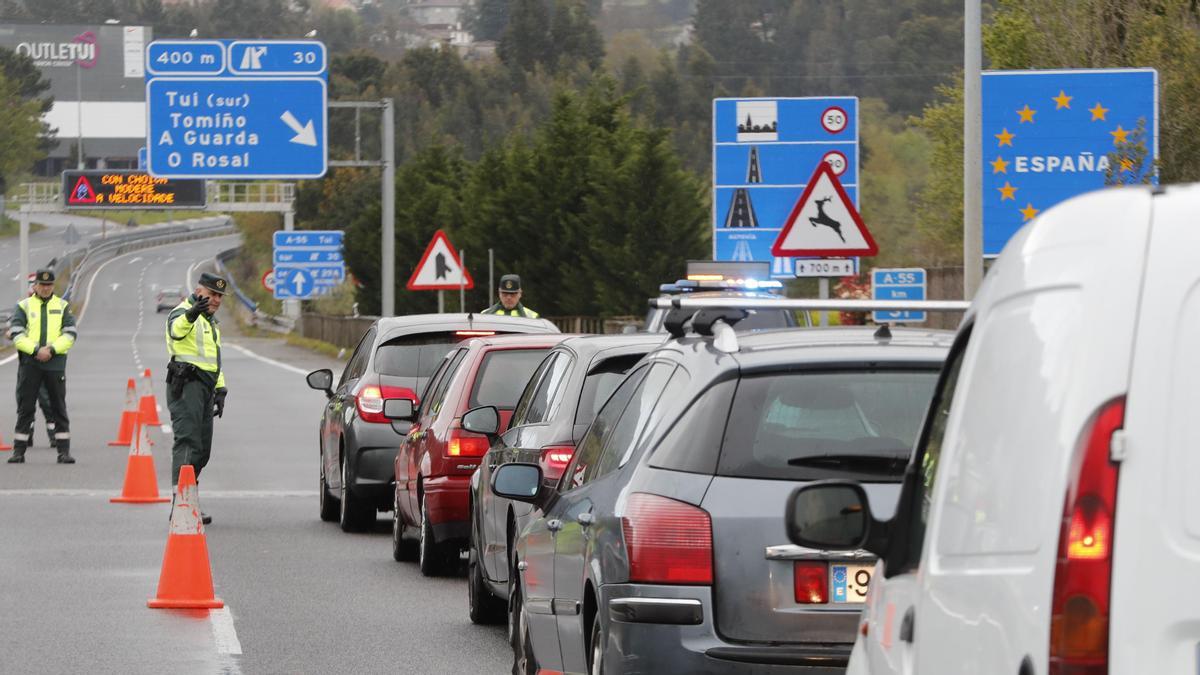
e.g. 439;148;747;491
481;274;540;318
165;273;228;524
7;269;77;464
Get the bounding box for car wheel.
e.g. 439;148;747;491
588;614;604;675
319;461;338;522
418;499;445;576
392;490;417;562
509;566;537;675
468;535;505;624
338;457;372;532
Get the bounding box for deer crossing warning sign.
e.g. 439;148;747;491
771;161;877;258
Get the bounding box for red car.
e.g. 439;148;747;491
391;333;571;576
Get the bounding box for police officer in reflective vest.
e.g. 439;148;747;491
165;273;227;522
7;269;77;464
481;274;540;318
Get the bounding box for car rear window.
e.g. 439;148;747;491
575;353;646;426
469;349;552;409
719;369;939;481
374;332;462;378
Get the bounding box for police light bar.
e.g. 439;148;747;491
649;297;971;313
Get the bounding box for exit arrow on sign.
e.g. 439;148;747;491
280;110;317;146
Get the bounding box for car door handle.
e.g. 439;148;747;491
577;512;594;527
899;608;915;643
547;519;563;532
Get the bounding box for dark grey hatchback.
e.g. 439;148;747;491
305;313;558;532
492;313;950;674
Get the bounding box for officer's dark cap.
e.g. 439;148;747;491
34;269;55;284
499;274;522;292
199;272;228;295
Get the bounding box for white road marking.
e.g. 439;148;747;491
210;607;244;656
0;489;314;497
225;342;310;375
127;256;142;265
0;353;16;366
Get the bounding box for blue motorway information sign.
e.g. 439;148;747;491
713;97;858;278
982;69;1157;256
145;40;328;179
273;230;344;300
872;268;926;324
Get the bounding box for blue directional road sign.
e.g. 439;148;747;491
983;69;1157;256
713;97;859;278
145;40;328;179
872;268;926;324
273;230;344;299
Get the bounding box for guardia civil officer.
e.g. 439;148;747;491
480;274;540;318
7;269;77;464
165;273;228;524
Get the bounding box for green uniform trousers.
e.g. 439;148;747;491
168;378;215;484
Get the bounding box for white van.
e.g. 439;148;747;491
785;183;1197;675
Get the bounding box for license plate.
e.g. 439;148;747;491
830;563;873;604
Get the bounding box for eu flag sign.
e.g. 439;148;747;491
982;69;1157;256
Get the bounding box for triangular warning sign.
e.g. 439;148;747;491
68;176;99;205
407;230;475;291
772;161;878;257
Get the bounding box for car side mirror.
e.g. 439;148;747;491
786;481;882;552
461;405;500;438
306;369;334;398
491;463;543;504
383;398;416;422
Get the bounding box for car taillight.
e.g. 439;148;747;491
447;428;490;457
794;562;828;604
537;445;574;481
356;383;418;424
1049;397;1125;675
621;493;712;585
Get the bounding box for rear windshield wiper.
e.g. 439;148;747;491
786;454;909;474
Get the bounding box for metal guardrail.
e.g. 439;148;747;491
213;246;295;333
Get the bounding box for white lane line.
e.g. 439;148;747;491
210;607;244;656
224;342;310;375
0;353;15;366
0;489;314;497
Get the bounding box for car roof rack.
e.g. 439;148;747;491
663;307;694;338
691;307;749;336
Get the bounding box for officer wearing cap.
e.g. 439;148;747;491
7;269;77;464
481;274;540;318
164;273;228;523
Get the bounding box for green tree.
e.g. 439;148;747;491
0;47;54;159
499;0;552;72
468;0;509;41
0;70;49;193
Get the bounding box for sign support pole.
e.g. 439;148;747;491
18;206;29;300
488;249;494;306
818;278;830;327
283;209;299;319
437;290;444;314
963;0;983;299
381;98;396;317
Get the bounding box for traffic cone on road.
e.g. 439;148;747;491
147;465;224;609
108;378;139;446
0;431;11;451
138;369;163;427
111;414;170;504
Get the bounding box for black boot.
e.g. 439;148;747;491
56;440;74;464
7;449;25;464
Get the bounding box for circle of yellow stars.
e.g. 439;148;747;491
992;89;1133;222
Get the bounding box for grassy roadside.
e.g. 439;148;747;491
67;210;208;226
0;215;46;237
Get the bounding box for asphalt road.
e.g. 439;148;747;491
0;234;510;673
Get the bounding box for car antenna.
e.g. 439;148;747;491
874;323;892;342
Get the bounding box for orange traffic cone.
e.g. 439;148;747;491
108;378;139;446
111;415;170;504
147;465;223;609
138;369;163;427
0;431;11;451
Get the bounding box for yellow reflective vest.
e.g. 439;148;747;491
481;303;540;318
165;296;226;388
9;294;76;369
